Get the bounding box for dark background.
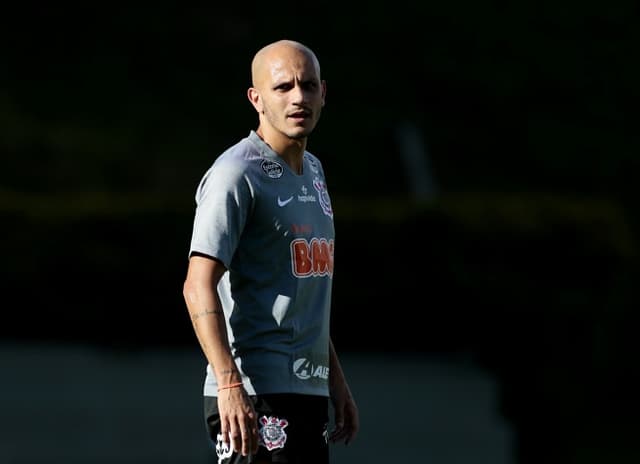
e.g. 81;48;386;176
2;4;638;463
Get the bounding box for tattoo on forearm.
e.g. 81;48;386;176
191;308;223;321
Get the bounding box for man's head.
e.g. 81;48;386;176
248;40;326;142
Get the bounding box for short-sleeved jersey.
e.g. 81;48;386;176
189;130;335;397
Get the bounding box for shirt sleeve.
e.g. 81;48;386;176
188;157;253;268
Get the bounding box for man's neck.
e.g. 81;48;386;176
256;127;306;174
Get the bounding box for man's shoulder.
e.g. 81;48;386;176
206;134;286;186
217;135;261;164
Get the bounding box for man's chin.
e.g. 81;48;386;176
287;124;315;140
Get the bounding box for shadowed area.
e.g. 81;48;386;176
0;344;513;464
1;4;639;463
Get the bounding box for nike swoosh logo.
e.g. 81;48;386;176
277;196;294;207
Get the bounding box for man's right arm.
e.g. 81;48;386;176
182;254;259;456
183;254;239;383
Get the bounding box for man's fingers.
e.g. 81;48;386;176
220;421;230;446
330;424;355;444
220;403;259;456
227;419;258;457
240;424;257;456
248;423;259;454
229;424;242;453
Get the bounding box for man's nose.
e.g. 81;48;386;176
290;84;305;103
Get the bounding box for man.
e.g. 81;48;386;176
182;39;359;464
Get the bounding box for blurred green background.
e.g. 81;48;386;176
1;4;638;463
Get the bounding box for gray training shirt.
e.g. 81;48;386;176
189;130;335;398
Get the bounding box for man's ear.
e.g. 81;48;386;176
247;87;262;113
321;80;327;107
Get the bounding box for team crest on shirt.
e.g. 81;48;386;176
261;159;284;178
313;178;333;218
259;416;289;450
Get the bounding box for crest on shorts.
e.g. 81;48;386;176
261;159;284;178
215;433;233;463
258;415;289;450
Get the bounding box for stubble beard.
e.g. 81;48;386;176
263;107;318;140
287;113;321;140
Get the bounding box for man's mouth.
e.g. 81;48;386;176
288;110;309;119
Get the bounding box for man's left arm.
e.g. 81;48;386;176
328;337;359;445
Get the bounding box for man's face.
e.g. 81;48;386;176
256;49;326;140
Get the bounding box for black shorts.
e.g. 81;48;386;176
204;393;329;464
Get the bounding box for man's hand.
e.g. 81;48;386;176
218;386;259;456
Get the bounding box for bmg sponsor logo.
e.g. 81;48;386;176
290;237;334;278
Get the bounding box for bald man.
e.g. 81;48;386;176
183;39;359;464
